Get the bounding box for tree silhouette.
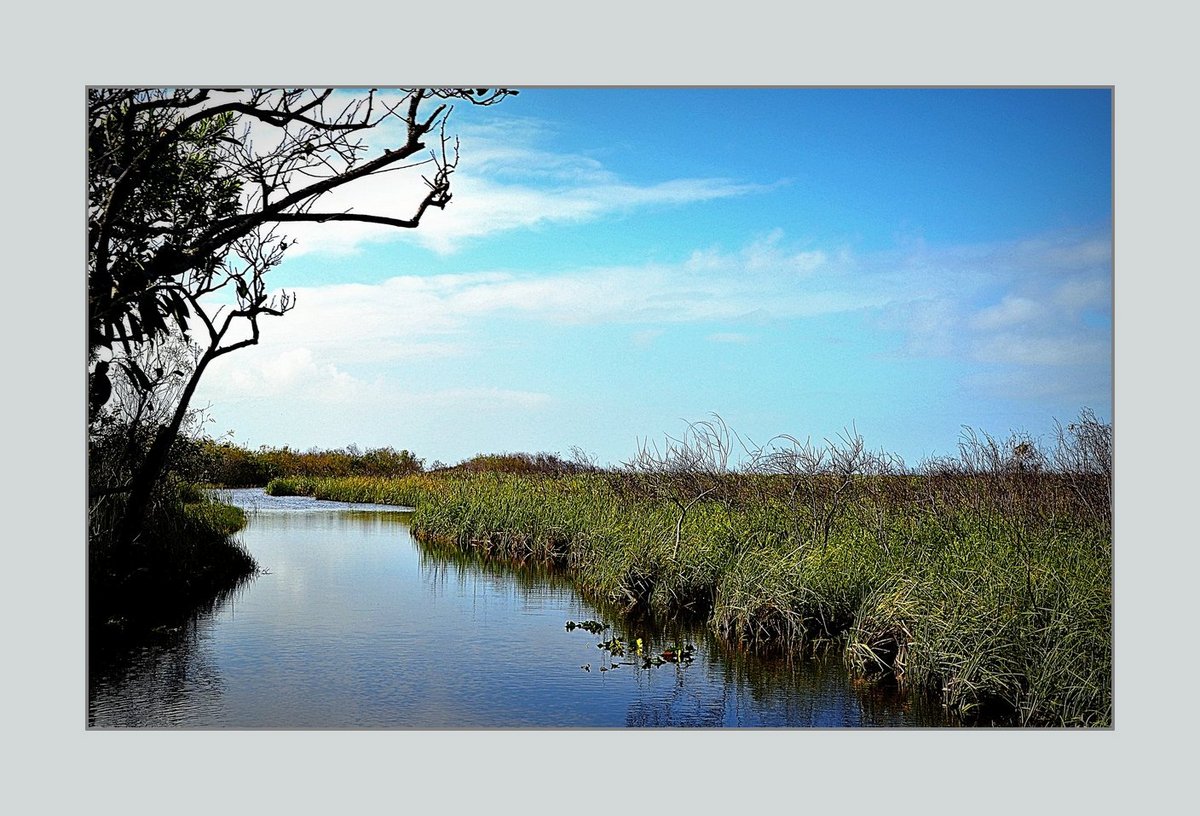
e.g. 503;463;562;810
88;87;515;547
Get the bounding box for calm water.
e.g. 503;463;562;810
88;488;953;728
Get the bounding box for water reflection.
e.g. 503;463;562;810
413;534;951;728
89;489;954;728
89;610;227;727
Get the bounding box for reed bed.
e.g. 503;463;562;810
264;413;1111;726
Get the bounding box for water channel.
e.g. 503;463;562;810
88;489;954;728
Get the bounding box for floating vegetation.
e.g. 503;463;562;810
598;636;625;655
565;619;608;634
660;644;696;664
568;619;697;674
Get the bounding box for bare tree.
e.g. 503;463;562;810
749;425;890;550
88;87;515;547
624;415;734;558
1052;408;1113;524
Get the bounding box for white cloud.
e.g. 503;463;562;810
963;366;1112;403
258;239;876;363
970;296;1047;330
197;227;1112;421
194;231;889;408
875;229;1111;369
219;227;1113;384
1026;235;1111;270
1054;277;1111;311
973;333;1110;367
204;346;370;405
200;341;551;423
454;116;615;185
406;175;767;256
269;114;772;256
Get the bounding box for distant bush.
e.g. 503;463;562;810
200;442;424;486
447;450;598;476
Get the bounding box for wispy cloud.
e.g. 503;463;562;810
203;345;551;413
970;296;1047;331
200;227;1111;420
273;114;772;257
203;346;371;405
864;228;1111;414
973;333;1110;367
233;235;878;362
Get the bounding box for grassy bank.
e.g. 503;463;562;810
267;425;1112;728
89;486;256;640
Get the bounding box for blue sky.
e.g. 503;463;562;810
194;88;1112;467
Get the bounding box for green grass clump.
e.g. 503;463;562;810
267;474;435;506
184;496;247;535
844;522;1111;725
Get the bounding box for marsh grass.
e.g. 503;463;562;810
90;483;256;643
265;411;1111;726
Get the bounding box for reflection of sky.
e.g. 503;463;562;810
90;491;951;728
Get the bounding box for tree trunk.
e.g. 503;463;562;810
115;350;214;549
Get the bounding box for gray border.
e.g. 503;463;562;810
12;0;1193;811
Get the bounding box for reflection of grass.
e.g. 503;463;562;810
415;532;576;599
266;459;1110;727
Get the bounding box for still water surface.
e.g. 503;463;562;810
89;489;952;728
